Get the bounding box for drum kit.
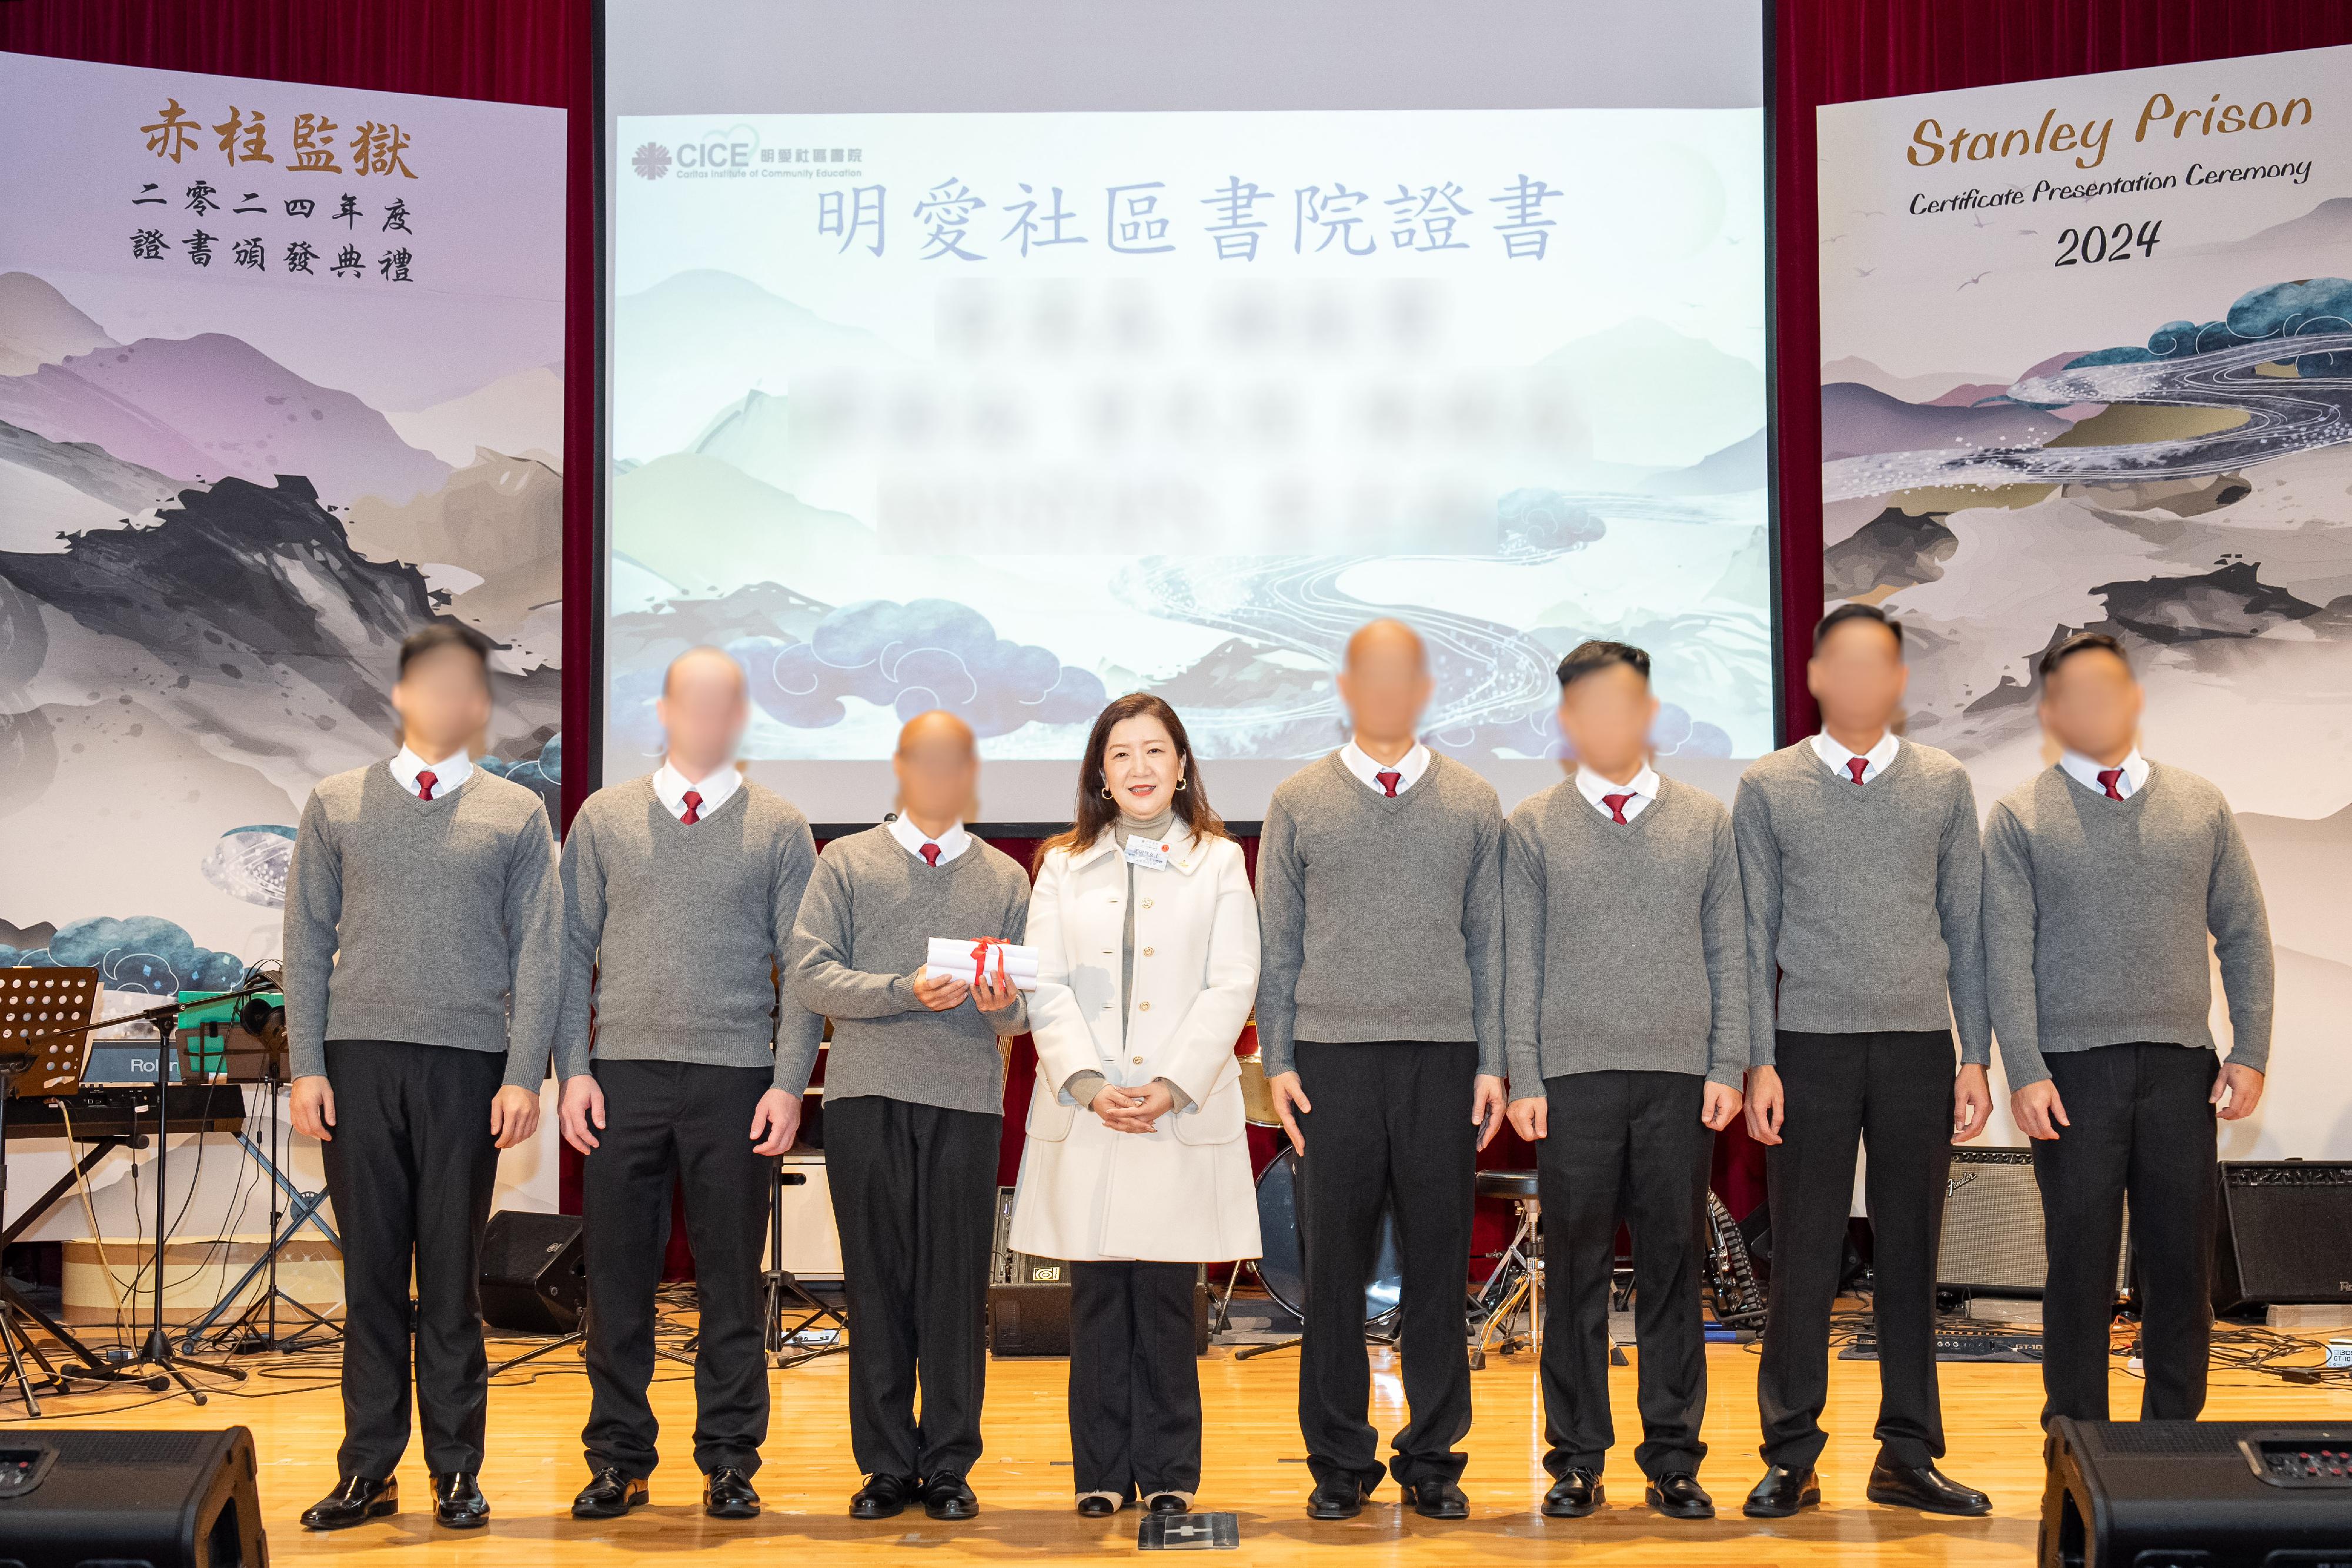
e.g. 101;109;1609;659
1225;1047;1766;1362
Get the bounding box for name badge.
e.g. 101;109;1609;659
1122;834;1171;870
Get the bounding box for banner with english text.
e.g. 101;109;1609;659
1817;44;2352;1158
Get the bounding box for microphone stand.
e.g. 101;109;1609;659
71;983;273;1405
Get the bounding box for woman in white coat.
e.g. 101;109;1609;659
1001;693;1261;1519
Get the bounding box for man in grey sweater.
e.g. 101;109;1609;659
282;624;560;1533
555;648;823;1523
1733;602;1993;1521
1258;618;1506;1523
1504;641;1745;1523
1983;631;2271;1425
788;710;1033;1523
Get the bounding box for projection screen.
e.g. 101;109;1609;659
599;0;1771;825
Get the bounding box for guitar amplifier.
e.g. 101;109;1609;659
0;1426;266;1567
2042;1418;2352;1567
1939;1148;2129;1296
2214;1161;2352;1312
988;1274;1215;1358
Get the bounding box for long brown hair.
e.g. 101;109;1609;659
1035;693;1227;867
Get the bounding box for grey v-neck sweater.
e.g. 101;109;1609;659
787;824;1034;1115
1982;761;2273;1088
1731;738;1992;1067
1255;750;1506;1077
1503;774;1747;1091
554;776;824;1090
281;762;562;1088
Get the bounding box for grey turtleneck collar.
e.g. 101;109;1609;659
1117;804;1179;844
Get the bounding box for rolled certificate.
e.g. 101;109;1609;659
925;936;1041;991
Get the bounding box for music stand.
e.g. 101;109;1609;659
0;967;159;1412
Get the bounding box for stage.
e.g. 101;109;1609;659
12;1311;2351;1565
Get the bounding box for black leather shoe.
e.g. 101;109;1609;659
1867;1460;1990;1516
1542;1467;1603;1517
703;1467;760;1519
572;1467;648;1519
850;1474;918;1520
1743;1465;1821;1519
432;1472;489;1529
1307;1477;1366;1520
1147;1493;1190;1515
300;1475;397;1530
923;1472;979;1520
1076;1494;1119;1517
1398;1477;1470;1519
1645;1471;1714;1519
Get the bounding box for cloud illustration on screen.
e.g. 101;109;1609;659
742;599;1107;737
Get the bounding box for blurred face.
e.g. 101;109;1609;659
390;643;491;759
1337;624;1432;746
2040;647;2142;761
1557;662;1658;780
1102;712;1181;820
657;651;749;775
894;715;978;828
1806;616;1907;735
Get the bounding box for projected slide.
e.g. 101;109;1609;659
600;5;1769;821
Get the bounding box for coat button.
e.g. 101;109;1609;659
1132;1055;1144;1064
1138;1001;1151;1012
1142;946;1155;957
1141;897;1154;909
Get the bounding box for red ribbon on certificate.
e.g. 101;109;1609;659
967;936;1013;989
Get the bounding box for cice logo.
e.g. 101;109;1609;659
630;142;672;180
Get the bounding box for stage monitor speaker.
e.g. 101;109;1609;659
2214;1161;2352;1312
2040;1417;2352;1568
1939;1149;2129;1297
988;1277;1215;1359
480;1211;585;1335
0;1425;266;1567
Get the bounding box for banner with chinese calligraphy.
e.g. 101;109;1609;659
1816;42;2352;1157
598;0;1769;824
0;53;564;1006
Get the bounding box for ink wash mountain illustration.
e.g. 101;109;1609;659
0;271;560;967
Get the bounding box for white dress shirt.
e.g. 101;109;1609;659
652;757;741;821
389;744;472;800
890;812;973;865
1811;728;1901;784
1575;761;1661;823
2059;747;2150;800
1338;737;1431;796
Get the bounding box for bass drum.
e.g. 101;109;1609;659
1252;1148;1402;1328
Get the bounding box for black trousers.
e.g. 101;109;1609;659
1756;1029;1953;1472
319;1039;505;1479
1068;1261;1201;1500
824;1095;1001;1482
580;1059;776;1480
1294;1039;1478;1492
2033;1042;2219;1425
1536;1070;1712;1480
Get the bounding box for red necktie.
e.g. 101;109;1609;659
415;768;437;802
1376;771;1401;797
1602;793;1633;825
1845;757;1868;787
680;789;702;825
920;842;941;867
2098;768;2126;800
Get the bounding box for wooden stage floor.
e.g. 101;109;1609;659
11;1322;2350;1565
